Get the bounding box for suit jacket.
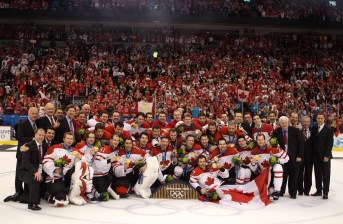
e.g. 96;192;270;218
314;124;334;159
56;117;76;143
16;119;36;158
237;122;252;138
18;140;47;183
272;126;305;164
37;115;57;130
302;127;315;160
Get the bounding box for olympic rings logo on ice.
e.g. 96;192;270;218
169;190;185;199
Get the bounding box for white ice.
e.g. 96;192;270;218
1;148;343;224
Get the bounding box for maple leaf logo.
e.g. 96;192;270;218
205;177;215;186
189;157;197;165
243;157;251;165
62;155;72;165
160;160;170;166
222;189;254;203
127;161;135;169
239;91;248;99
261;160;269;168
223;161;232;169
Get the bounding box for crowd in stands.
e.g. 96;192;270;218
0;27;342;132
0;0;342;22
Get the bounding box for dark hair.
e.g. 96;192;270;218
256;133;266;140
95;122;105;131
237;135;246;141
65;104;76;112
115;122;124;128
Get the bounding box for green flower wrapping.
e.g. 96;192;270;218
177;148;186;157
135;160;145;169
207;192;219;200
119;138;124;145
166;175;174;183
269;137;278;147
54;158;67;167
94;140;103;148
248;140;257;149
269;156;278;166
77;128;86;135
233;156;242;166
176;125;184;133
181;156;189;164
208;136;214;145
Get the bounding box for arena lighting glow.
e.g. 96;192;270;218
153;51;158;58
244;0;251;2
329;1;336;6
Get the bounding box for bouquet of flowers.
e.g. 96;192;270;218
165;175;174;183
248;140;257;149
233;156;242;166
269;155;278;166
269;137;278;147
181;156;189;164
77;128;86;136
207;191;219;201
119;138;124;145
54;157;68;167
208;136;214;145
177;148;186;157
94;140;103;148
135;159;145;169
176;125;184;133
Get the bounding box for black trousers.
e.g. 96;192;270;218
93;174;113;194
281;160;300;197
15;158;28;195
297;157;313;194
46;180;67;201
27;179;41;204
112;168;140;189
314;155;331;195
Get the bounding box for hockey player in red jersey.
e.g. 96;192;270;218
250;133;289;200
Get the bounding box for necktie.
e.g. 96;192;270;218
38;144;42;164
304;129;308;141
69;119;74;133
50;116;55;126
32;122;37;132
283;130;287;145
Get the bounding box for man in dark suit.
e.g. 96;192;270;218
81;103;93;120
45;126;58;147
272;116;305;199
37;102;60;132
267;111;279;130
18;128;47;210
4;107;39;203
312;112;334;199
234;111;252;138
298;116;314;196
55;105;76;143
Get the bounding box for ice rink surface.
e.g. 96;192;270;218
1;146;343;224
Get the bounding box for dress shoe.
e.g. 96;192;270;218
119;194;129;198
298;192;303;196
290;195;297;199
272;191;280;201
28;204;41;210
3;192;20;202
311;192;322;196
304;192;310;196
322;194;328;200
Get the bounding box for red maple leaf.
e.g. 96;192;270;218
243;157;251;165
222;189;254;204
62;155;72;165
223;161;232;170
261;160;269;168
189;157;197;165
239;91;248;99
127;161;135;169
205;177;215;186
160;160;170;166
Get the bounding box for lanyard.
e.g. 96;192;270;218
62;143;73;153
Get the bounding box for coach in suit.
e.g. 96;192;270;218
18;128;47;210
272;116;305;199
234;111;252;137
55;104;76;144
37;102;60;132
312;113;334;199
298;116;315;196
4;107;39;203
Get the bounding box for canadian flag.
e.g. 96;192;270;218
237;89;250;102
215;167;271;208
